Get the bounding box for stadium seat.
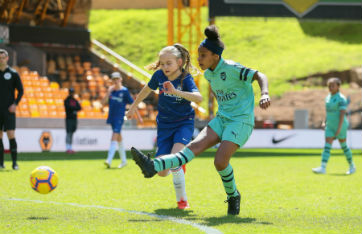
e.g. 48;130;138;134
50;82;60;89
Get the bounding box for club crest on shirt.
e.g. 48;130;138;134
4;72;11;80
220;72;226;81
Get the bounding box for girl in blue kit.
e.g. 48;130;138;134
126;44;203;209
131;25;270;215
103;72;141;169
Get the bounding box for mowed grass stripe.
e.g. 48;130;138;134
0;149;361;233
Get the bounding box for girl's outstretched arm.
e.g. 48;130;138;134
126;85;152;119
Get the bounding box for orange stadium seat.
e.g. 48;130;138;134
19;97;27;104
48;105;57;112
19;110;31;118
36;99;45;105
34;92;44;99
55;99;63;106
78;111;85;118
45;98;54;105
83;62;91;70
44;92;53;99
30;111;40;118
23;80;32;87
19;103;29;111
32;80;41;87
48;111;58;118
81;100;91;107
28;98;37;105
39;110;49;118
56;106;65;113
50;82;59;89
39;78;49;87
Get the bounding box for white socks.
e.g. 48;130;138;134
171;167;187;202
118;141;127;164
106;141;118;164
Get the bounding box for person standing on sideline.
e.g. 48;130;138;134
64;87;81;154
130;25;270;215
0;49;23;170
103;72;141;169
127;44;202;209
312;77;356;175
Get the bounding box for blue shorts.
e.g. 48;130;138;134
107;119;124;134
156;121;194;156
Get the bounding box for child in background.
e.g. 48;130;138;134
312;77;356;175
103;72;141;169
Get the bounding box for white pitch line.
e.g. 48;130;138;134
6;197;223;234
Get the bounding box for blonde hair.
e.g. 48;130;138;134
327;77;341;86
145;43;195;79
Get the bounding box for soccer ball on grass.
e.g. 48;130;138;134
30;166;58;194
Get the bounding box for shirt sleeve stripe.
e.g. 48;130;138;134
239;67;245;80
243;68;250;81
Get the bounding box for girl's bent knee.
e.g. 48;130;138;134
214;160;228;171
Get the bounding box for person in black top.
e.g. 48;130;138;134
0;49;23;170
64;88;81;153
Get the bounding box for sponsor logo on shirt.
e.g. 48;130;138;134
110;93;124;103
215;89;237;102
163;85;183;101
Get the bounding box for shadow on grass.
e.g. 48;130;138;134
153;209;273;226
13;150;325;161
328;173;349;177
199;151;322;158
154;208;196;218
299;21;362;44
27;216;49;220
203;216;272;226
0;169;13;173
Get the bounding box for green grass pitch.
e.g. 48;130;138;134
1;149;361;234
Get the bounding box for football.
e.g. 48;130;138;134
30;166;58;194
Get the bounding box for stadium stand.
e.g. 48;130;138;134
0;0;160;128
13;57;157;126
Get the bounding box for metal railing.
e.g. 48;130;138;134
91;39;151;83
91;39;206;115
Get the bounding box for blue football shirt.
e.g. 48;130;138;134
107;87;133;123
148;70;199;124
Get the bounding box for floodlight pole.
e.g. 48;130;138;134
167;0;174;45
167;0;206;117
